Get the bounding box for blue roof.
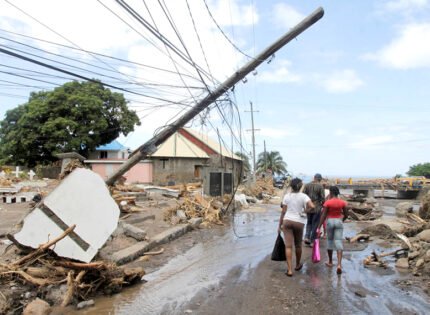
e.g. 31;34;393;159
96;140;126;151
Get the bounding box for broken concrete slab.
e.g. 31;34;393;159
122;223;147;241
139;185;179;198
112;224;191;265
14;168;120;263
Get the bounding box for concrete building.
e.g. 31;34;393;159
85;129;243;196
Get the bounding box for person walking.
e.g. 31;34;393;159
278;178;315;276
318;186;348;275
303;173;325;246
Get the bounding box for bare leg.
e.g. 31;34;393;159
326;249;333;267
286;248;293;275
295;247;302;269
336;250;343;274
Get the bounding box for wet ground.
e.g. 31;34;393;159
71;199;429;315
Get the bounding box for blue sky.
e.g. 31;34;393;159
1;0;429;178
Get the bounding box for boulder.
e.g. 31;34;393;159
417;229;430;242
77;300;95;310
359;224;396;239
395;202;413;217
395;258;409;269
416;258;425;268
234;194;249;209
23;299;51;315
419;192;430;220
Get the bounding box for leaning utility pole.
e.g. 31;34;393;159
245;101;259;182
105;7;324;185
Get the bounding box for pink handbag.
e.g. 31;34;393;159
312;238;321;263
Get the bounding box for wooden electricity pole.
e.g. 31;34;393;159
245;101;259;182
105;7;324;185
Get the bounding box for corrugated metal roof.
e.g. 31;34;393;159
183;128;242;160
96;140;126;151
150;132;209;158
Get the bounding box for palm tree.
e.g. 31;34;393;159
235;151;251;176
256;151;287;174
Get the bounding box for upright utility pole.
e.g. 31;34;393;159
245;101;259;182
105;7;324;185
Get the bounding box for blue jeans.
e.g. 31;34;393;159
326;218;344;250
305;212;321;242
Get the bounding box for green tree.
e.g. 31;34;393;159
235;151;251;175
256;151;287;174
0;80;140;166
407;163;430;178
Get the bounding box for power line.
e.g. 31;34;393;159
202;0;257;61
0;28;201;81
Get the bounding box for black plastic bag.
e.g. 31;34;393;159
271;234;286;261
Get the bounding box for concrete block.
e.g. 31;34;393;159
112;224;191;265
112;241;151;265
122;223;147;241
150;224;191;247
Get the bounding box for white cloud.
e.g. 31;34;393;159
349;135;394;149
258;59;302;83
259;126;300;139
365;23;430;69
320;69;364;93
383;0;428;11
272;3;305;29
0;0;259;149
334;129;348;136
211;0;259;26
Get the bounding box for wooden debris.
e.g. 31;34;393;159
363;250;388;268
406;213;426;224
396;233;412;249
347;234;370;243
0;228;145;310
164;193;225;226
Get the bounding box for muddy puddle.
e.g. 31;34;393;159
72;201;429;315
71;206;281;314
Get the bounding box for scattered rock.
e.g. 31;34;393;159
176;210;187;221
408;251;420;260
426;249;430;258
23;298;51;315
417;229;430;242
45;284;68;305
188;217;203;228
354;290;367;298
396;202;414;217
416;258;425;268
76;300;95;310
396;258;409;269
122;223;147;241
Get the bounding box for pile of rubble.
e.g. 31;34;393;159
0;226;143;313
164;193;225;227
345;194;382;221
241;177;275;201
111;183;147;213
350;194;430;284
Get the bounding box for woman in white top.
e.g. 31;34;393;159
278;178;315;276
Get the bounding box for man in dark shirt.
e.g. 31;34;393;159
303;173;325;245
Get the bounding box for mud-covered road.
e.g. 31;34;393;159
73;202;429;315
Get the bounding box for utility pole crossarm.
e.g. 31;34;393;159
105;7;324;186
